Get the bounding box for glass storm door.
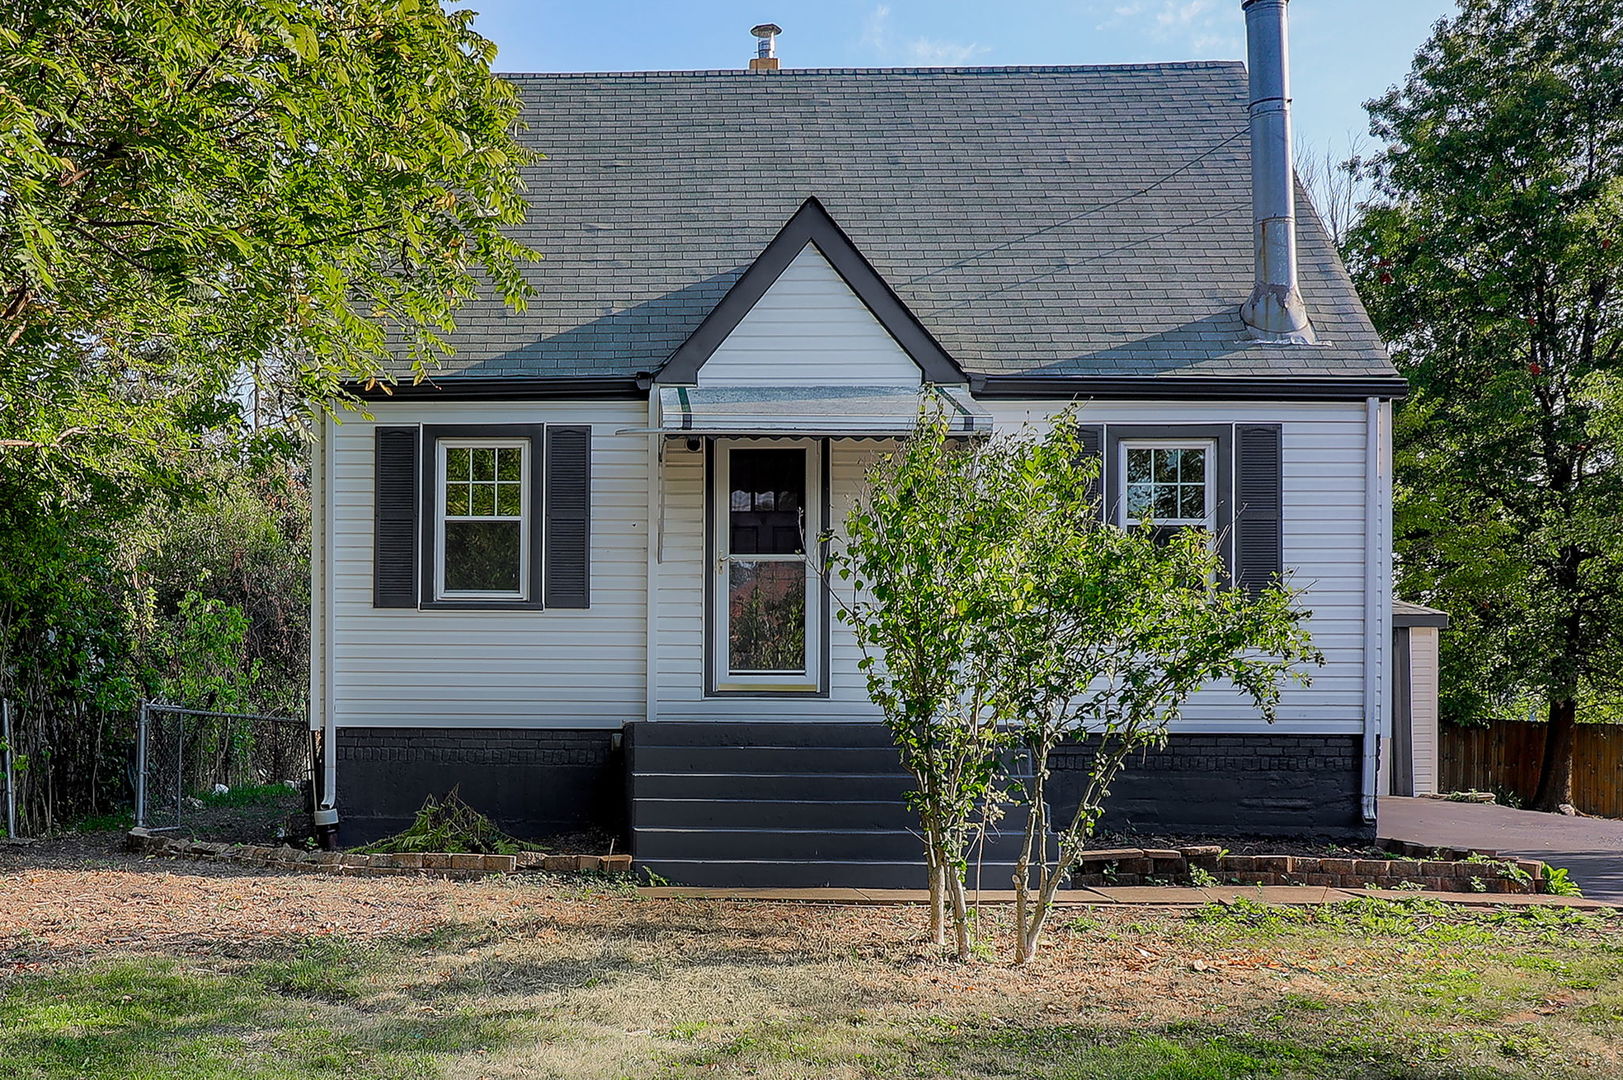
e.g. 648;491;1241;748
711;441;821;693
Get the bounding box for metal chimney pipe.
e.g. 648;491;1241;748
749;24;782;71
1240;0;1315;345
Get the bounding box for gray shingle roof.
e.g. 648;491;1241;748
416;64;1393;382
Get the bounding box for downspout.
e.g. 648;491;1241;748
312;415;339;814
1361;396;1389;822
645;393;661;724
1240;0;1316;345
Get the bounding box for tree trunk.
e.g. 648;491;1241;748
926;829;946;946
1531;696;1578;812
945;869;971;961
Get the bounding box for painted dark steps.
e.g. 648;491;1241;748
626;721;1039;889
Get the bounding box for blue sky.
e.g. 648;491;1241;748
464;1;1458;151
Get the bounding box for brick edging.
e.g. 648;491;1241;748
1067;844;1549;894
126;828;632;878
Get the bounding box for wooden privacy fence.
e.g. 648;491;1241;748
1439;720;1623;819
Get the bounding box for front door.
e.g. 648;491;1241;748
710;440;821;693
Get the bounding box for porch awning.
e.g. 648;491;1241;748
621;384;992;438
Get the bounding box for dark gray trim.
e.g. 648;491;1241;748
657;197;966;386
543;426;592;609
970;375;1408;401
702;438;832;699
419;424;547;611
1393;607;1450;628
1234;424;1284;597
1076;424;1105;521
819;438;833;694
346;376;649;401
372;426;421;608
1102;424;1236;584
1390;627;1415;797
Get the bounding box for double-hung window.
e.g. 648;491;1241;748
437;440;529;600
1120;440;1216;539
372;422;591;611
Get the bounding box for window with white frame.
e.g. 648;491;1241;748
1120;441;1215;533
437;439;529;599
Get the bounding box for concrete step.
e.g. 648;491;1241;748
627;721;898;749
633;826;1030;862
636;858;1032;890
630;745;909;775
631;771;917;802
633;796;1039;832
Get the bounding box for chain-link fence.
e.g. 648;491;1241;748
136;703;314;843
2;699;17;839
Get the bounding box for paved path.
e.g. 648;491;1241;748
1379;796;1623;902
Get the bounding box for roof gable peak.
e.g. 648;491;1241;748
656;198;965;386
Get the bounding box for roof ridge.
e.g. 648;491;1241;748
496;61;1245;79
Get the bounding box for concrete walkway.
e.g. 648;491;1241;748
640;883;1617;909
1379;795;1623;902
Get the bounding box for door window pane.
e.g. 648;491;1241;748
728;560;807;673
728;448;806;555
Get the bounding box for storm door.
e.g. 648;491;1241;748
710;441;821;693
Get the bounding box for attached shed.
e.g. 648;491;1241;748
1383;601;1450;796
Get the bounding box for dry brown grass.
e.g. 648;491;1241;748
3;857;1622;1078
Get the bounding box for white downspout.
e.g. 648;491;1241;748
310;415;338;805
1361;396;1389;822
644;394;661;724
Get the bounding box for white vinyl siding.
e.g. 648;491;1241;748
696;244;923;388
979;400;1373;734
654;439;885;721
322;397;1378;737
326;401;648;730
1410;626;1441;794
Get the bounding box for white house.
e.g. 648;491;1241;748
309;2;1404;885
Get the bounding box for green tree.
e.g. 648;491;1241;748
1348;0;1623;810
830;416;1011;958
0;0;531;833
834;414;1317;961
0;0;533;494
985;423;1316;961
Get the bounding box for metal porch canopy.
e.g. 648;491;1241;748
621;384;991;438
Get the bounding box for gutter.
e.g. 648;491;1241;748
968;375;1408;402
344;375;651;401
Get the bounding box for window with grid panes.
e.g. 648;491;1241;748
1122;442;1214;533
438;441;528;597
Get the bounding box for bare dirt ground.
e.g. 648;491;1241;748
4;837;1623;1079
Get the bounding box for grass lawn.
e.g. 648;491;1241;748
1;862;1620;1079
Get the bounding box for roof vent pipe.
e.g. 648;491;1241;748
1240;0;1315;345
749;24;782;71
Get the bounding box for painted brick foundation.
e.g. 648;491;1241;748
335;728;620;846
1049;733;1368;838
335;727;1367;849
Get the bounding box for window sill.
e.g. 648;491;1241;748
418;598;546;612
709;682;825;697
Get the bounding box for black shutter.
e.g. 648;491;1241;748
373;426;419;608
544;426;592;609
1235;424;1283;596
1077;424;1106;520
